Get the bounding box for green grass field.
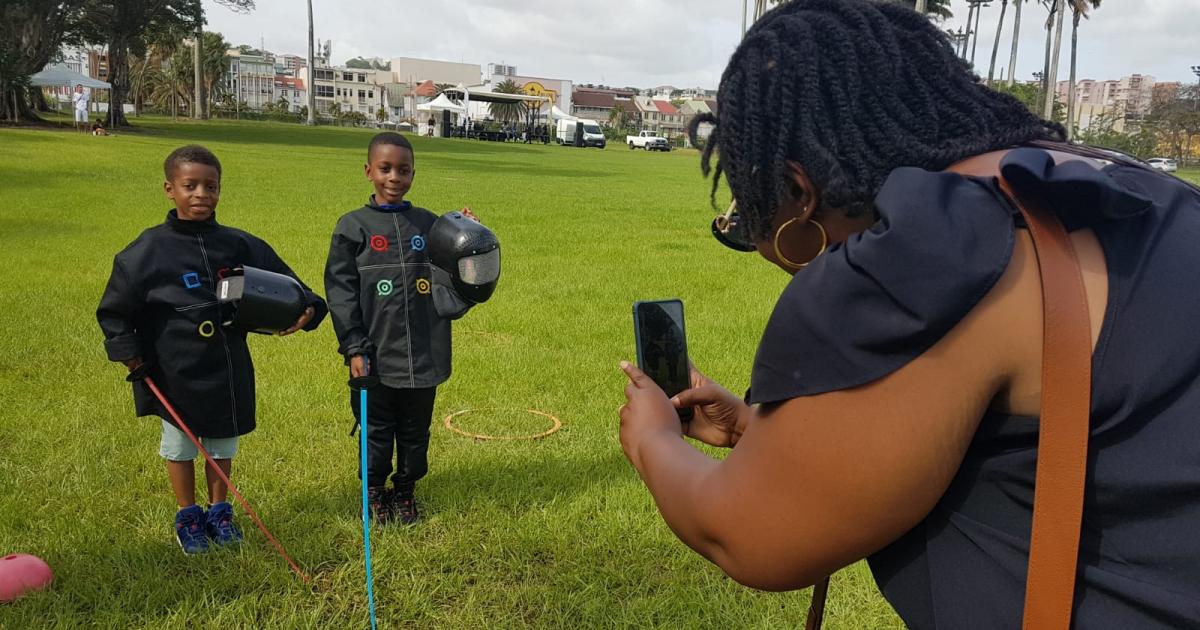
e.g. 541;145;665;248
1177;167;1200;185
0;118;902;629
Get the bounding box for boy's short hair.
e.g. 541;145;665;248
368;132;414;161
164;145;222;179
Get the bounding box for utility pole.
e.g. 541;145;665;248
971;1;988;66
964;2;976;59
915;0;927;14
306;0;316;125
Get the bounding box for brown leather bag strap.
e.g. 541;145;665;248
997;176;1092;630
802;161;1092;630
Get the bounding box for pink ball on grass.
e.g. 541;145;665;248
0;554;54;603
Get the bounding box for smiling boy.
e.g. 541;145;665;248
324;133;477;525
97;145;327;554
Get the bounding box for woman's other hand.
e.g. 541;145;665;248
673;365;751;448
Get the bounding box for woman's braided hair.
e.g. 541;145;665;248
689;0;1066;239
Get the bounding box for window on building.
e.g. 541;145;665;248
358;74;366;82
343;72;353;81
368;91;374;99
315;85;334;98
294;90;300;97
358;90;365;98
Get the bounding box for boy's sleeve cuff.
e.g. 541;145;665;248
104;335;141;362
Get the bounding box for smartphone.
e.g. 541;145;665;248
633;299;693;422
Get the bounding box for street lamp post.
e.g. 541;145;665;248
1191;65;1200;113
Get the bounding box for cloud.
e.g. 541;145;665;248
204;0;1199;88
945;0;1200;84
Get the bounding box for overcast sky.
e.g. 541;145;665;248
204;0;1200;89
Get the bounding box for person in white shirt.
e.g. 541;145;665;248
72;84;89;133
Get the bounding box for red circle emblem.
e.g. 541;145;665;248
369;235;388;252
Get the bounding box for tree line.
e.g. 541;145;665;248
1;0;253;125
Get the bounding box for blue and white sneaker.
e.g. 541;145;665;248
175;505;210;555
205;501;243;546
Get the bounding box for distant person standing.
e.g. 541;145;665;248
72;84;90;133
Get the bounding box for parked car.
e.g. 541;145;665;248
556;119;606;148
1147;158;1178;173
627;130;670;152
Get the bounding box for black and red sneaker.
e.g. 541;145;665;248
392;486;421;525
365;486;394;524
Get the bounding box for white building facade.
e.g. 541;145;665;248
226;50;275;110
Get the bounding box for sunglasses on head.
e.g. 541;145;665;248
711;201;757;252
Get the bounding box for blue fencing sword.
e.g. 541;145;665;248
350;356;379;630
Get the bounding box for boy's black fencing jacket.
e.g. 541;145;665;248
325;198;472;389
97;210;328;438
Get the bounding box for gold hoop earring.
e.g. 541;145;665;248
773;218;828;269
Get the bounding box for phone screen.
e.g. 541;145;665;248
633;299;692;421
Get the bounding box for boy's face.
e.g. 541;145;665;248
365;144;415;206
164;162;221;221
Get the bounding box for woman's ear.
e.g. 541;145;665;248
784;160;819;220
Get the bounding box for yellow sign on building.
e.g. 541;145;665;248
521;81;557;109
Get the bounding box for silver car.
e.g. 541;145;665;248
1147;158;1179;173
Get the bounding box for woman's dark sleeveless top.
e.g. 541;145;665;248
747;148;1200;628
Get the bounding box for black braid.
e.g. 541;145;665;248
690;0;1066;240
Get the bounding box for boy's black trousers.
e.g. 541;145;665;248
350;384;437;490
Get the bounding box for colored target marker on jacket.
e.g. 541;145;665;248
410;235;426;251
415;278;431;295
369;235;388;252
376;280;393;296
198;320;216;338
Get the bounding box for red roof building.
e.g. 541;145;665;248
414;79;437;98
653;100;679;115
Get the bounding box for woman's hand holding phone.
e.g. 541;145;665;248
672;365;752;448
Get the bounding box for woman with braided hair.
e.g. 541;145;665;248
617;0;1200;627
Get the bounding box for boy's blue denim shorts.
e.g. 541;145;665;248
159;419;239;461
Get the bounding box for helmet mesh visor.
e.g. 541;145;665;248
458;249;500;285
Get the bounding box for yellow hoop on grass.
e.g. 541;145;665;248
443;408;562;441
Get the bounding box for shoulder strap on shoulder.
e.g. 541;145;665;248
804;153;1092;630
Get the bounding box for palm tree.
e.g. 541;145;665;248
969;0;988;66
1006;0;1024;86
987;0;1009;83
1042;0;1066;120
1065;0;1101;138
902;0;955;20
489;79;525;124
198;31;231;115
608;105;628;131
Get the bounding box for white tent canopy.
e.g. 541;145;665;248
442;85;549;105
550;105;575;122
30;65;110;89
416;93;465;113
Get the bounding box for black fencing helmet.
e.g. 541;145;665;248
217;266;307;334
428;211;500;304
